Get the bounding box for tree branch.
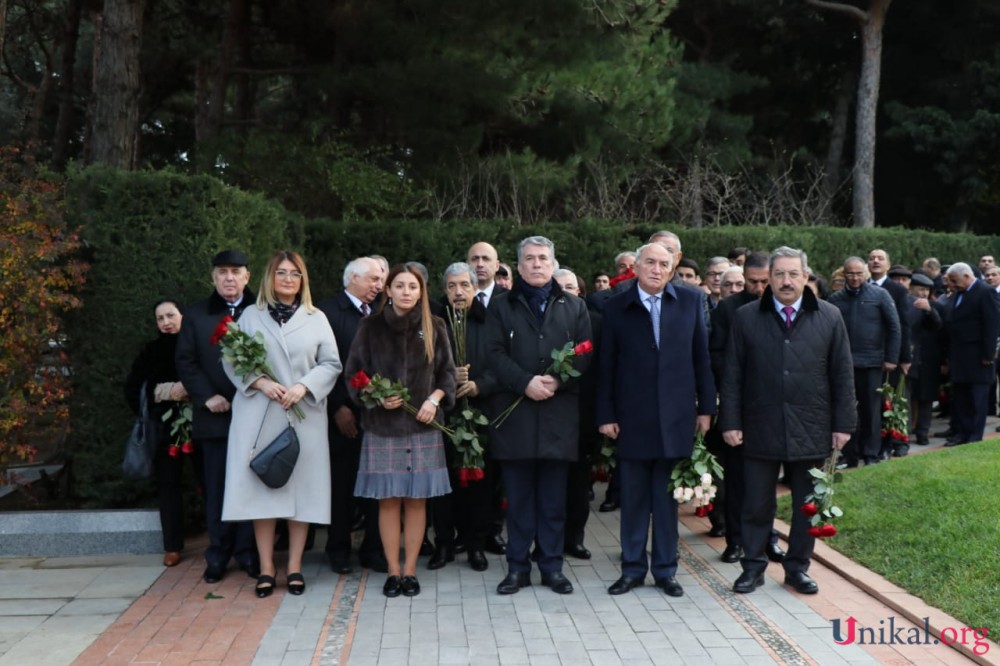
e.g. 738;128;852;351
804;0;867;23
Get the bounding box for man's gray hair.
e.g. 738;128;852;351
635;243;675;267
342;257;376;287
443;262;476;286
614;251;637;265
769;246;810;273
553;268;576;280
517;236;556;263
648;230;681;252
706;256;730;269
722;265;744;279
843;256;867;270
946;262;975;278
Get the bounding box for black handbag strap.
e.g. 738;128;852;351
249;399;294;460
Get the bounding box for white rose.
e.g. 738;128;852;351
683;487;694;501
694;485;704;498
673;487;685;502
701;473;713;485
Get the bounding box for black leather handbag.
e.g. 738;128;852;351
249;403;299;489
122;381;157;480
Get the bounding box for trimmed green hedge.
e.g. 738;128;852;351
64;167;300;505
59;167;999;506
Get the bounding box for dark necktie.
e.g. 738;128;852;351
360;303;370;317
477;292;487;307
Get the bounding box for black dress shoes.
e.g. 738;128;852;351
485;533;507;555
428;545;455;570
468;550;489;572
360;552;389;573
203;563;225;584
733;570;764;593
721;545;743;563
892;445;909;457
565;542;592;560
784;571;819;594
915;435;930;445
540;571;574;594
654;577;683;597
497;571;531;595
401;575;421;597
383;575;402;598
765;542;786;563
454;542;468;554
608;576;644;595
934;428;955;438
944;438;967;447
328;554;352;575
255;574;275;598
599;498;619;512
239;560;261;579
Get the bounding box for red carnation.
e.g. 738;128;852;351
806;526;824;538
821;524;838;537
457;467;470;488
573;340;594;356
883;400;892;411
695;505;709;517
181;441;194;454
168;445;180;459
468;467;485;481
500;498;509;512
800;502;818;517
350;370;372;389
210;315;234;345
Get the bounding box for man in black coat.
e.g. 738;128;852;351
708;251;786;565
720;247;856;596
485;236;592;595
175;250;259;583
906;271;946;445
942;262;1000;446
868;249;912;375
315;257;388;574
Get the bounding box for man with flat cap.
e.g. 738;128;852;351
175;250;259;583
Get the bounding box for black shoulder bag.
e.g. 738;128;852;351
249;400;300;489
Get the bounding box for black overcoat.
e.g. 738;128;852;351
943;280;1000;385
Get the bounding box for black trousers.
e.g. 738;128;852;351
326;431;381;560
564;459;591;545
952;382;990;444
199;436;256;567
501;459;569;575
845;367;883;461
741;457;818;576
155;442;202;552
431;457;494;551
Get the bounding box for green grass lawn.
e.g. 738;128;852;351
777;443;1000;631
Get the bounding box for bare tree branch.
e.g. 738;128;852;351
804;0;867;23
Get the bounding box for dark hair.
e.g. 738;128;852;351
744;251;770;270
727;246;750;261
496;265;509;277
381;263;435;363
153;298;182;316
678;257;700;274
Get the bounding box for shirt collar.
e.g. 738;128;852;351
773;295;803;315
637;284;664;302
345;291;366;312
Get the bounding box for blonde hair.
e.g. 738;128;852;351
379;263;435;363
256;250;316;312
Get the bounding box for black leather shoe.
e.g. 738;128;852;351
784;571;819;594
765;542;786;563
721;545;743;563
540;571;573;594
944;438;967;447
454;542;468;554
708;525;726;537
915;435;930;445
468;550;489;572
239;560;260;579
485;533;507;555
565;542;592;560
401;575;421;597
497;571;531;595
360;552;389;573
934;428;955;438
654;576;683;597
608;576;643;595
733;570;764;593
892;445;909;457
203;563;225;584
383;575;402;598
328;554;352;575
599;498;619;512
286;572;305;596
255;574;275;598
428;545;455;570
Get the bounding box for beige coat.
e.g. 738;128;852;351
221;304;341;522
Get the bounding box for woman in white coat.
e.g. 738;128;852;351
222;250;341;598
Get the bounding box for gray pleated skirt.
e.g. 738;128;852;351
354;429;452;499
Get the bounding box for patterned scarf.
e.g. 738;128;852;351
269;298;300;326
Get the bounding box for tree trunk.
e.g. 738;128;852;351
88;0;143;169
52;0;84;170
851;0;891;228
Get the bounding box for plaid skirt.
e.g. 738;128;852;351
354;429;452;499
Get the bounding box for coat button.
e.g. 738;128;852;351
784;370;789;375
406;449;411;453
539;334;544;339
406;466;412;471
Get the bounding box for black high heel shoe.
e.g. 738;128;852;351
287;572;305;595
255;574;275;598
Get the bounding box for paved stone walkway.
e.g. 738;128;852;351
2;425;998;665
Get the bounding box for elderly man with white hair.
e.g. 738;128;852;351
942;262;1000;446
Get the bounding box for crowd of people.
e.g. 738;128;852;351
124;235;999;600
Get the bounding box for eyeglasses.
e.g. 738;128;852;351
276;269;303;280
843;272;866;278
722;281;745;288
706;271;726;278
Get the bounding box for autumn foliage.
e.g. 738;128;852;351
0;148;87;484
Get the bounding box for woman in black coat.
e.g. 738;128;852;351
125;299;198;567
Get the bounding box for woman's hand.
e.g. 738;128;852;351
281;383;308;410
380;394;404;410
416;399;437;424
252;377;287;403
169;382;188;401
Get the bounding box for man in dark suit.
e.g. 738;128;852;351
708;251;786;565
720;247;856;596
316;257;388;574
175;249;258;583
942;262;1000;446
597;242;716;597
868;249;912;377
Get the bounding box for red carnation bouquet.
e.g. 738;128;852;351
801;450;844;539
492;340;594;428
349;371;455;437
161;404;193;458
877;373;909;445
212;315;305;420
